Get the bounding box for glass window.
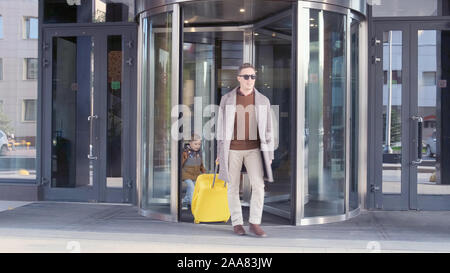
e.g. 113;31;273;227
0;16;3;39
43;0;135;24
371;0;438;17
93;0;135;23
25;17;38;39
25;58;38;80
182;0;291;26
23;100;37;122
422;72;436;86
43;0;77;23
304;9;346;217
0;2;37;180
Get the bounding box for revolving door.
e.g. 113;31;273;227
136;0;367;225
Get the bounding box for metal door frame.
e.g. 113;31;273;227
371;22;411;210
40;24;137;203
371;19;450;210
137;5;181;221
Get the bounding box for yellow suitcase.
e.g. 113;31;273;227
191;162;230;224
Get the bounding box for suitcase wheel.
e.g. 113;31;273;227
194;220;200;224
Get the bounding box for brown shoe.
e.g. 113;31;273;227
233;225;246;236
249;223;267;237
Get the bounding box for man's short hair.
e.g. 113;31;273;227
238;63;256;74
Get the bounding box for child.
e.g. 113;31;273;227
181;133;206;209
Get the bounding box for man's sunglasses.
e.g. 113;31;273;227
238;74;256;80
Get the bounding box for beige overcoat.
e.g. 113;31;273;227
216;87;275;183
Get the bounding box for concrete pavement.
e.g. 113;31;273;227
0;201;449;253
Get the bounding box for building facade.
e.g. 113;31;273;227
0;0;38;184
0;0;449;226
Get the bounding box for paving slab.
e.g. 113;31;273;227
0;202;449;253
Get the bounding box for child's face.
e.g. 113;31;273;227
190;140;201;151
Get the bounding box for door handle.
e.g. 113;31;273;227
88;115;98;160
88;144;97;160
411;115;423;165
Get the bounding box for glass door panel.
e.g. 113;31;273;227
416;29;450;199
51;36;96;190
304;9;346;217
182;30;244;172
106;35;123;190
349;18;360;211
141;12;174;215
254;12;293;221
181;29;243;220
381;30;403;194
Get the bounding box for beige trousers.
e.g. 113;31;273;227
227;148;265;226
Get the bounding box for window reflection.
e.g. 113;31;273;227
372;0;438;17
43;0;134;23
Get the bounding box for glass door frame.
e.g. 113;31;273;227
371;19;450;210
41;24;137;203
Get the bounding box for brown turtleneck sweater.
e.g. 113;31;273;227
230;88;260;150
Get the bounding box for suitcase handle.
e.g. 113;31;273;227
212;161;226;188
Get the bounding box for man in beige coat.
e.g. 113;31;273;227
216;63;275;237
